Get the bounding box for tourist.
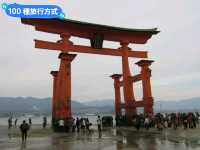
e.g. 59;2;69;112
59;119;64;127
76;117;80;132
72;118;76;132
85;118;91;132
135;115;141;131
195;112;200;125
192;113;197;128
80;118;86;131
14;118;18;128
20;120;30;143
155;113;163;131
43;117;47;128
28;118;32;127
144;115;150;130
97;116;102;133
163;115;168;128
188;113;193;128
167;114;172;128
115;115;121;127
8;117;12;129
183;113;188;129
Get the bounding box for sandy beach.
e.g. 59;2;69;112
0;124;200;150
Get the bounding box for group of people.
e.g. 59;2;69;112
8;112;200;145
8;117;47;129
8;117;18;128
9;112;199;143
72;117;91;132
8;117;33;129
130;112;200;131
71;116;102;133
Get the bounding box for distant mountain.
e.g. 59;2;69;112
0;97;51;113
154;97;200;112
0;97;200;117
0;97;113;116
0;97;85;115
84;99;114;107
85;98;200;112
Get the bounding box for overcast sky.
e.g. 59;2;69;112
0;0;200;102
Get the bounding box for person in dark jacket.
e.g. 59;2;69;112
76;117;80;132
97;116;102;133
28;118;32;127
43;117;47;128
8;117;12;129
20;120;30;143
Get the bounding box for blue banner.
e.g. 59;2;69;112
1;3;66;19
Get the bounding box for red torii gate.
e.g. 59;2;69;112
21;18;159;130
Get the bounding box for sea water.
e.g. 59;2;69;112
0;115;113;126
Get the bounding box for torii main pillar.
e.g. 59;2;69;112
51;52;76;131
120;42;136;118
110;74;122;116
50;71;58;125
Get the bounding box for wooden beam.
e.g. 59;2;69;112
34;39;148;58
128;50;147;58
71;45;122;56
35;40;63;50
129;74;142;82
135;101;144;107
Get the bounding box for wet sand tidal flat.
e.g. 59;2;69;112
0;125;200;150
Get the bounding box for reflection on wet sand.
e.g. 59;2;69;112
1;126;200;150
49;128;200;150
20;142;27;149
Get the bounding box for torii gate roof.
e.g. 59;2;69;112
21;18;159;44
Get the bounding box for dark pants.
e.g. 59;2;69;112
43;123;47;128
98;125;101;132
21;131;27;142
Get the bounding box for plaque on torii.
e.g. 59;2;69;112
21;18;159;129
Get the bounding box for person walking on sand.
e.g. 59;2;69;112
43;117;47;129
8;117;12;129
20;120;30;143
28;118;32;127
86;118;91;132
97;116;102;133
76;117;80;133
14;118;18;128
72;118;76;132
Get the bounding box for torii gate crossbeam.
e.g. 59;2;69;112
34;39;148;58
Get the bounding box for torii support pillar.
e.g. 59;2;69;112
50;71;58;127
110;74;122;117
136;60;154;114
52;52;76;132
120;42;136;118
